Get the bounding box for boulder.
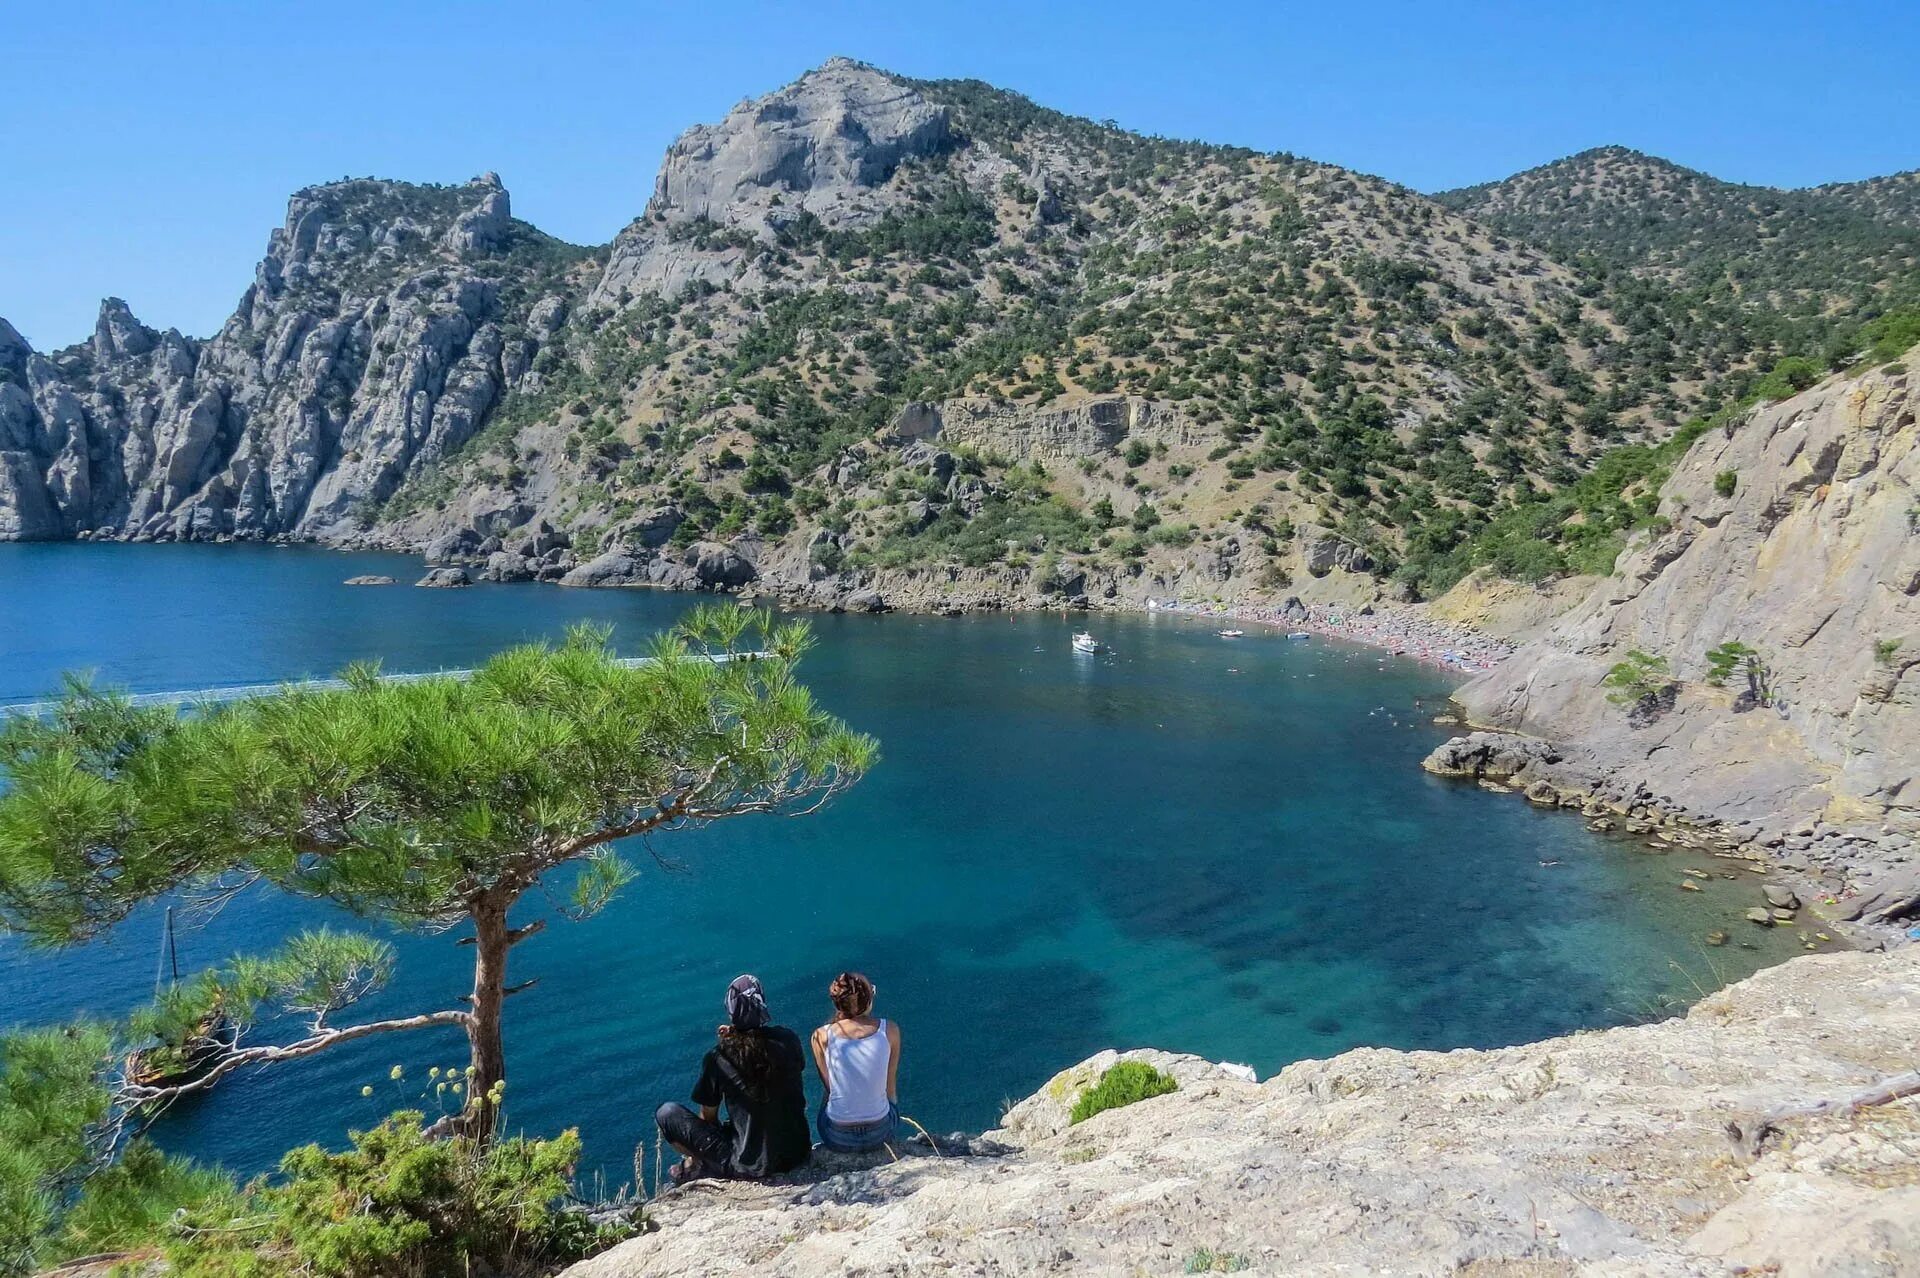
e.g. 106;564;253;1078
629;504;684;548
687;542;757;589
1761;884;1800;911
1304;535;1373;577
558;551;642;588
415;566;472;588
844;588;887;613
343;574;396;586
483;551;536;583
991;1049;1252;1146
423;529;482;565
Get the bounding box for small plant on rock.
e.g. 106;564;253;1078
1069;1061;1178;1125
1874;637;1904;666
1603;650;1672;707
1714;469;1738;498
1705;640;1773;709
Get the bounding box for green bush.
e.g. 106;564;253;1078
170;1112;622;1278
1714;470;1738;498
1069;1061;1178;1125
1603;650;1672;706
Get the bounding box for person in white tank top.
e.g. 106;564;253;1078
809;970;902;1151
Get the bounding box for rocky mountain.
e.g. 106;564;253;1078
0;175;591;541
5;62;1917;615
568;947;1920;1275
1449;344;1919;905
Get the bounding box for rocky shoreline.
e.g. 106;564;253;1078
1419;730;1916;954
567;947;1920;1276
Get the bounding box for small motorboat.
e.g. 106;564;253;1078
1071;632;1101;654
1218;629;1244;638
1285;631;1311;640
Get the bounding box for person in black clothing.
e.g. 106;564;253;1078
655;974;811;1184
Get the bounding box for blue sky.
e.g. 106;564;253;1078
6;0;1917;349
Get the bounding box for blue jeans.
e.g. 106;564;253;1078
816;1100;898;1152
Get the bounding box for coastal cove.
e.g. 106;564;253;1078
0;543;1819;1183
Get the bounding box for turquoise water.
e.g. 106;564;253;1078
0;543;1802;1181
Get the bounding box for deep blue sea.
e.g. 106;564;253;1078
0;543;1805;1183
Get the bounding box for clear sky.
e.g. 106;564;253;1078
7;0;1917;350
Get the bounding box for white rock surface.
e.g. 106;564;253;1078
568;947;1920;1276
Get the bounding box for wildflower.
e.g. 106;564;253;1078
428;1067;441;1079
389;1065;404;1081
360;1085;374;1098
450;1083;463;1095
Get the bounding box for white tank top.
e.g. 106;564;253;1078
824;1019;891;1124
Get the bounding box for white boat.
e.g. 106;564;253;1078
1285;631;1310;640
1071;632;1101;654
1218;629;1244;638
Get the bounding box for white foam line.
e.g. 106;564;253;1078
0;651;767;718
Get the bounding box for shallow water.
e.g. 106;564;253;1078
0;543;1810;1180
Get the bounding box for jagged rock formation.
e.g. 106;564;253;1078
0;175;583;541
1452;350;1920;894
590;58;952;307
568;946;1920;1276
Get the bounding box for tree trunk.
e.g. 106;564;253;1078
463;893;510;1139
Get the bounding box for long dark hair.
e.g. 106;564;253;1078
717;1027;777;1100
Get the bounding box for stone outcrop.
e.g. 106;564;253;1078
569;947;1920;1276
590;59;951;308
1452;354;1920;885
0;175;573;543
888;395;1202;462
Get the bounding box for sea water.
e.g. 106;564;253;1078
0;543;1810;1180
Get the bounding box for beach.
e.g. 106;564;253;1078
1145;597;1514;674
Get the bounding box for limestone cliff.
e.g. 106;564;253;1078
0;175;584;541
567;947;1920;1276
1452;351;1920;887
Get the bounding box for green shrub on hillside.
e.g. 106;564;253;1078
1069;1061;1178;1125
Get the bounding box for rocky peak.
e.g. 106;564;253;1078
590;60;952;309
0;319;30;378
650;58;950;227
90;298;156;364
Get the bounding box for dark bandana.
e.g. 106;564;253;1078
726;973;770;1030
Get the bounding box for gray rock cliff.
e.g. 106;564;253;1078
589;59;951;308
0;175;577;542
1454;351;1920;860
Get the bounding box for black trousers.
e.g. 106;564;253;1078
655;1102;732;1174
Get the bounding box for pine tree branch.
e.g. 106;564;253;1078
121;1008;472;1107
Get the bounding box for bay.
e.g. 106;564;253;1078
0;543;1804;1181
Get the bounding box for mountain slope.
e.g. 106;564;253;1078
4;63;1916;616
363;62;1730;606
1437;146;1920;317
